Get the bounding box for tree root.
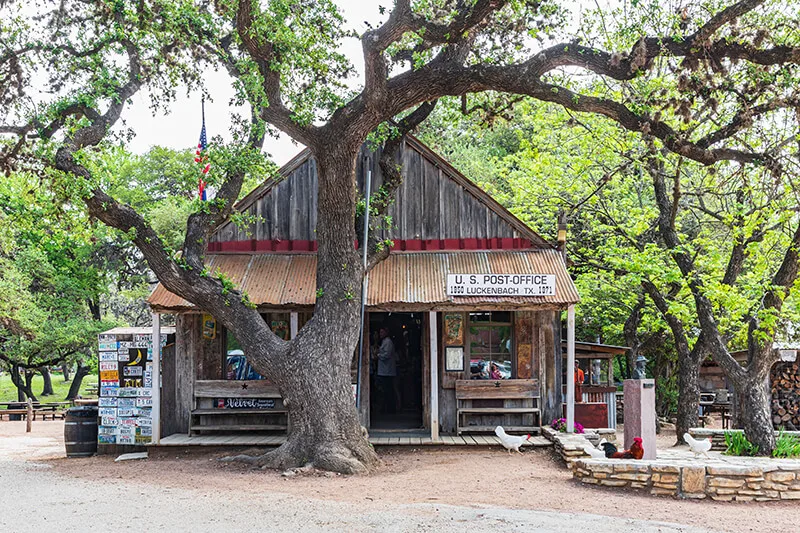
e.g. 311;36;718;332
219;436;380;475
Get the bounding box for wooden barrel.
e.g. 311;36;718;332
64;406;98;457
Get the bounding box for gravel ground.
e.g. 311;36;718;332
1;421;795;533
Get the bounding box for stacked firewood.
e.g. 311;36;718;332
771;362;800;430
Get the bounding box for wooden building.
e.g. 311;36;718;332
147;135;581;443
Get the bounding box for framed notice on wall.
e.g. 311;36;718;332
444;313;464;345
445;346;464;372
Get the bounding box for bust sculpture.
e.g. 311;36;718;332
632;355;647;380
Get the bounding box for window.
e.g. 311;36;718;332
468;312;513;380
224;312;293;381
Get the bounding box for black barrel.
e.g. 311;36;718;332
6;401;25;421
64;406;98;457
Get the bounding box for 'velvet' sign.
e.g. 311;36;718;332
446;274;556;296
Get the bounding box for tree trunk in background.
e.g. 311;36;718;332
65;364;90;400
62;364;71;382
675;349;702;442
10;365;37;402
40;367;54;396
622;298;645;380
738;376;775;454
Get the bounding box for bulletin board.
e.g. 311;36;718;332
97;332;166;446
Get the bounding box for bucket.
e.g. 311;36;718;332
64;406;98;457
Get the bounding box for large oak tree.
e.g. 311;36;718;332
2;0;798;470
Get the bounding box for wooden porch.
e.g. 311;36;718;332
156;433;552;447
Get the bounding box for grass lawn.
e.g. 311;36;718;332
0;371;98;403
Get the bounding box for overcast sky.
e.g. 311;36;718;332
119;1;590;166
119;1;384;165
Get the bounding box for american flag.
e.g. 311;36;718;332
195;99;210;200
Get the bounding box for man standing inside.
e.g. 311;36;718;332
377;326;399;414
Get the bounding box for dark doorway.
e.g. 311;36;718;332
369;312;423;430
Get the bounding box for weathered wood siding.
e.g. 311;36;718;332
211;139;524;244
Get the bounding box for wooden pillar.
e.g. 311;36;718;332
429;311;440;441
566;304;576;433
174;314;196;435
151;312;161;444
290;312;298;339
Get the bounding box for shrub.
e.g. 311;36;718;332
723;431;759;456
551;418;584;434
772;431;800;458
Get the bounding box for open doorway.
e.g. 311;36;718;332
369;312;423;430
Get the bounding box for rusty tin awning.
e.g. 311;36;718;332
147;249;579;312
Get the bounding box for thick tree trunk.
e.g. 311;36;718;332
675;349;701;442
65;364;90;400
223;142;379;474
10;365;30;401
40;367;54;396
739;376;775;455
62;364;71;382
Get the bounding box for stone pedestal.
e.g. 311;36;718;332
623;379;657;460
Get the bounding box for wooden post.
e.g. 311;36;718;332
151;312;161;444
429;311;439;442
290;312;298;339
26;397;33;432
566;304;576;433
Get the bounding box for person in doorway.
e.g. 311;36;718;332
574;360;584;403
377;326;400;414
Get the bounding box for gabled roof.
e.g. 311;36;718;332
215;134;552;248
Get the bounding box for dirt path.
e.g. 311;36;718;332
1;421;794;532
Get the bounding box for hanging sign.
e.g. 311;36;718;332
446;274;556;297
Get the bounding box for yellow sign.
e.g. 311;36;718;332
100;370;119;381
202;314;216;339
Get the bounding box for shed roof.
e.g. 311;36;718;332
148;249;579;312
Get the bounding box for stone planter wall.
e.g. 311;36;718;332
574;459;800;501
688;428;800;451
542;427;616;469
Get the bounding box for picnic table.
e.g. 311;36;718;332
0;401;73;421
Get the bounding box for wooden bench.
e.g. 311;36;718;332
191;380;288;435
0;407;66;421
455;379;540;435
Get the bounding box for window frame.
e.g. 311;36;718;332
467;311;515;380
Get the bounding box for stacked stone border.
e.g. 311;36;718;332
542;426;616;469
688;428;800;451
572;458;800;501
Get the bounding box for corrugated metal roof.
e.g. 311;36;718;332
147;250;579;311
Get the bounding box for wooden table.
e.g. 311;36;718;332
73;398;99;407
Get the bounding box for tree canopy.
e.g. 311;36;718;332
1;0;799;467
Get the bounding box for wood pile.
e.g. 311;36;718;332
771;362;800;430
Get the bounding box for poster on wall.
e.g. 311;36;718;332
445;346;465;372
444;314;464;345
270;320;289;340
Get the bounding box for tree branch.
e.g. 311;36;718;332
364;99;437;270
235;0;318;147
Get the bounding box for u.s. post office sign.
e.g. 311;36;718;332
446;274;556;297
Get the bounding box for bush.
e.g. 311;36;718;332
551;418;584;434
723;431;759;456
772;431;800;458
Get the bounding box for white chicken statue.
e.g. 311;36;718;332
495;426;531;453
684;432;713;458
